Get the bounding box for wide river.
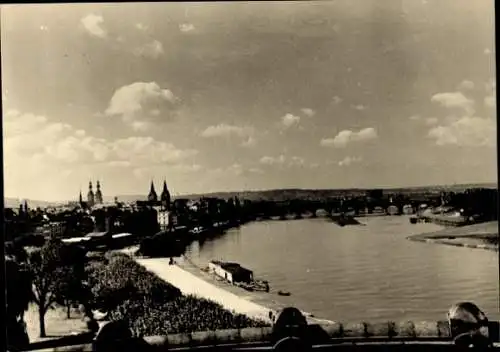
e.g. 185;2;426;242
184;216;499;322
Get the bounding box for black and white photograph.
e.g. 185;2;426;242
2;1;498;351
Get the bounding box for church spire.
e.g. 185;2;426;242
148;180;158;202
87;180;95;207
95;180;103;204
160;179;171;210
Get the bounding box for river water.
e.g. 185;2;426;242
184;216;499;322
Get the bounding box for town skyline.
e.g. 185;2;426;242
2;1;497;202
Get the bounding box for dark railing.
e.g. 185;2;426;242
17;303;500;351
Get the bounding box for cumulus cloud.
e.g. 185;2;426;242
281;113;301;128
428;116;495;147
259;155;286;165
4;108;195;201
484;48;492;55
130;121;152;132
409;115;421;121
81;14;107;39
321;127;378;148
200;124;254;139
4;109;198;169
288;156;306;167
134;40;164;59
338;156;362;167
135;23;148;31
259;155;305;167
351;104;367;111
248;167;264;174
301;108;315;117
332;96;343;105
105;82;179;130
457;80;475;91
200;124;256;147
431;92;474;113
179;23;195;33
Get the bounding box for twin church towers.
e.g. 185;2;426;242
79;180;103;207
148;180;171;209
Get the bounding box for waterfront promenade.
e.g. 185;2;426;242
120;247;331;325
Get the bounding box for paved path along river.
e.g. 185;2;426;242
185;216;499;322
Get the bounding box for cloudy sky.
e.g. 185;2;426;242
2;1;496;202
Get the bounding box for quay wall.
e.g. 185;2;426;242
24;320;500;351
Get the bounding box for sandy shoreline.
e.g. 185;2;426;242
407;221;498;251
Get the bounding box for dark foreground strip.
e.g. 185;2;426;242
20;321;500;351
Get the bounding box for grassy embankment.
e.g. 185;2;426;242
86;253;269;337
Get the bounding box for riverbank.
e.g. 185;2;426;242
177;256;334;325
407;221;498;251
121;247;331;325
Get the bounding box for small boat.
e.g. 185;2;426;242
278;291;291;296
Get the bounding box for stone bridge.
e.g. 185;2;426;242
245;198;436;219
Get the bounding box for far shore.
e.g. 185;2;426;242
407;221;498;251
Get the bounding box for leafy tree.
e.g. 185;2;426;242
53;245;88;318
27;238;81;337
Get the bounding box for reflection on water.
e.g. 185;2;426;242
185;216;499;322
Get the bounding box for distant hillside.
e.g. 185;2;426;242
4;198;62;209
5;182;496;208
115;182;498;203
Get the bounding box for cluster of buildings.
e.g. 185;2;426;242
75;179;176;232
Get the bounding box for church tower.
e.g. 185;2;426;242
79;190;83;205
87;181;95;207
148;180;158;202
95;180;103;204
160;180;171;210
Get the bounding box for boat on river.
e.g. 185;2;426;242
278;290;291;296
